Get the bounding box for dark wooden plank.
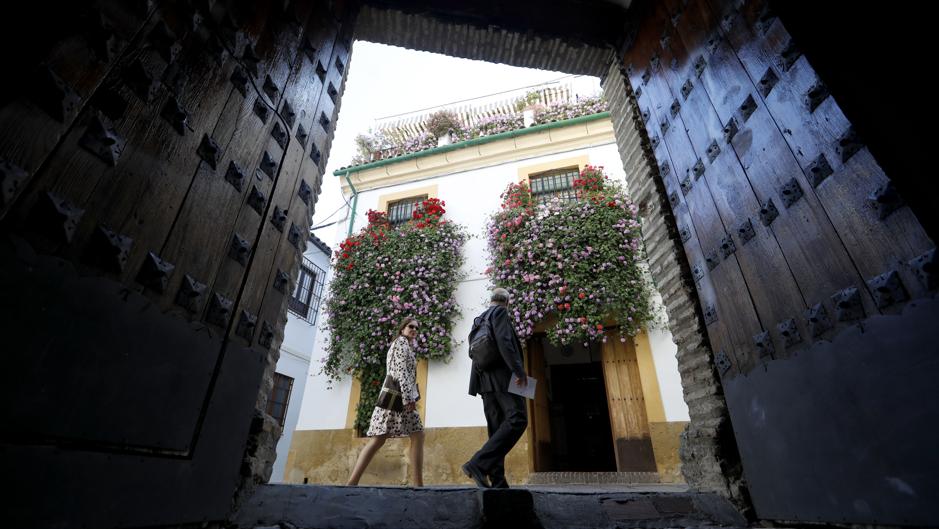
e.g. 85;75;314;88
674;85;806;355
234;20;348;352
206;6;333;348
730;99;878;319
674;203;758;373
156;88;251;316
659;0;715;101
719;0;934;301
65;12;243;290
635;3;815;361
625;4;770;369
156;3;310;323
0;2;151;219
7;15;172;256
673;0;880;331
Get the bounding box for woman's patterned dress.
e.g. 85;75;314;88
366;336;423;437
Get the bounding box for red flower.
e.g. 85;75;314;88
557;304;564;311
579;316;587;324
342;252;349;259
564;303;571;310
596;324;604;331
578;292;586;299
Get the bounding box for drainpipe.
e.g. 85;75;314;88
340;170;359;238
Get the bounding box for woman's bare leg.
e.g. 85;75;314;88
408;430;425;487
347;435;386;486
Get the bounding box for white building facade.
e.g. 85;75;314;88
268;235;330;482
286;112;690;485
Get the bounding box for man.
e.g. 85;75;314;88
463;287;529;489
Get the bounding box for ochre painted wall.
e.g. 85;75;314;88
650;421;688;483
284;422;685;485
285;427;530;486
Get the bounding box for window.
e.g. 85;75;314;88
267;373;294;426
386;195;427;226
529;166;579;205
288;256;326;324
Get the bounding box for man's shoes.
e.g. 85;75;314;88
461;461;491;488
490;478;509;489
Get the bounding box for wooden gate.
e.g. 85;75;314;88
621;0;937;524
0;2;350;527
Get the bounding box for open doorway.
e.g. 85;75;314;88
527;334;616;472
528;330;659;474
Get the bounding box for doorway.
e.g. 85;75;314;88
527;334;616;472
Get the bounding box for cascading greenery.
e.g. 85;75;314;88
322;199;467;433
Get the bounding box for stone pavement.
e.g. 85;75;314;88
231;484;748;529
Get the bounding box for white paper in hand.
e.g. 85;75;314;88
507;375;537;400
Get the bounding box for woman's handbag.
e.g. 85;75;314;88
376;374;405;412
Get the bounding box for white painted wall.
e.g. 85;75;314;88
294;132;690;437
648;326;689;422
270;241;332;482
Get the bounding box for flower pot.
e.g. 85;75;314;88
523;109;535;128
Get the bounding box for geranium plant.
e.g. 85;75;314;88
486;165;655;345
322;198;467;434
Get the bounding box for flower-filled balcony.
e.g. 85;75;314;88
486;165;656;346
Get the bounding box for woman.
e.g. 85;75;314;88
347;316;425;486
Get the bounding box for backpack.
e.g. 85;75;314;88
468;307;501;371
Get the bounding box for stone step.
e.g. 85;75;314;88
232;484;748;529
527;472;661;485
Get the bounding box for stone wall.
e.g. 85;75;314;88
602;61;749;512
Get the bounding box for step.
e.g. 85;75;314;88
232;484;748;529
528;472;661;485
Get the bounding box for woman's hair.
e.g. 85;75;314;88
397;316;418;336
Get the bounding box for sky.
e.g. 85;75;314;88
310;41;599;238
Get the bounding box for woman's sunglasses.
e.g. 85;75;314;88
407;324;419;330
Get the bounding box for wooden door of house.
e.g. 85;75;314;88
526;336;552;472
621;0;937;523
600;331;657;472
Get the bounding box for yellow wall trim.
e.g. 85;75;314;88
375;184;439;215
633;330;667;424
517;154;589;186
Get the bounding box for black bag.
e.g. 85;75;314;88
376;374;404;412
468;307;501;371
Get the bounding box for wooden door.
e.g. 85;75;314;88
526;336;552;471
621;0;937;523
600;331;657;472
0;2;351;527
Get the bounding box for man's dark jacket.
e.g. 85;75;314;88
468;304;525;396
